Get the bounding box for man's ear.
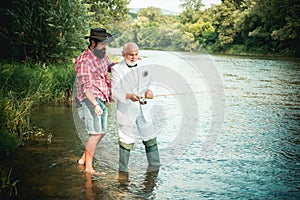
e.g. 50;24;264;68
90;40;97;50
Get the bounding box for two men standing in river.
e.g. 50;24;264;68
75;28;161;175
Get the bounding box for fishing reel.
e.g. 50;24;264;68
138;97;147;105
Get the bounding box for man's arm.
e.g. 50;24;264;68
85;90;103;116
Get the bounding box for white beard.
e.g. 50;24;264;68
126;61;137;66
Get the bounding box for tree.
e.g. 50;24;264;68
179;0;204;24
0;0;130;63
186;18;216;48
181;0;300;56
84;0;129;30
136;6;164;26
110;6;197;51
236;0;300;56
0;0;89;63
214;0;241;50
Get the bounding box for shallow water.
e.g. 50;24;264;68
1;52;299;199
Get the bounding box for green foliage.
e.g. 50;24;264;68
0;91;34;134
0;62;75;139
226;44;248;55
137;7;164;24
185;19;216;48
0;131;21;153
111;7;198;52
0;0;298;60
0;63;38;134
179;0;300;57
0;169;20;197
179;0;204;24
39;64;76;103
0;0;89;63
83;0;129;30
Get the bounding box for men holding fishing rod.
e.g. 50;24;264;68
111;42;161;173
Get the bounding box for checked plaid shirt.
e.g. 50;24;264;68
75;48;113;103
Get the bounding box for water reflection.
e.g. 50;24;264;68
84;172;99;200
77;169;160;199
142;170;159;196
114;170;159;199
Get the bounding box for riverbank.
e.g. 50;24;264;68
0;61;75;154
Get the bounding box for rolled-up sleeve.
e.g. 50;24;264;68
76;61;92;97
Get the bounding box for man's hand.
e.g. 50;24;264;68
94;104;103;116
126;93;140;102
144;89;153;99
84;90;103;116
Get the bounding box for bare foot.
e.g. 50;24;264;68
85;169;106;175
77;159;85;165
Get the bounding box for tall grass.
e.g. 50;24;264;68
0;169;20;197
0;61;75;150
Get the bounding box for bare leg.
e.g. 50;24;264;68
84;134;104;174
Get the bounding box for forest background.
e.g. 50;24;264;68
0;0;299;152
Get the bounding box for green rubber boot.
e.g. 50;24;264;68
119;145;131;172
143;138;161;171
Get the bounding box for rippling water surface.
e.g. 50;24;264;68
1;52;299;199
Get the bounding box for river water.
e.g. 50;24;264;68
1;51;299;199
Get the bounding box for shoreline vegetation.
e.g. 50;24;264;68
0;61;75;154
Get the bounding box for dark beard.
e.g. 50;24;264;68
93;48;106;59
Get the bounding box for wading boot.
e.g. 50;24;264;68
143;138;161;171
119;145;131;172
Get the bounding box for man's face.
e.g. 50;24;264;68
93;41;106;59
95;41;106;51
125;50;138;66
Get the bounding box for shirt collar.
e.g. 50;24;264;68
126;63;137;68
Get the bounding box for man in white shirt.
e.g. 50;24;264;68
111;42;160;172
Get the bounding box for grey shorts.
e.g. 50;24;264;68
79;98;108;134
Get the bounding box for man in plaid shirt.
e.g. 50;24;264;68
75;28;115;175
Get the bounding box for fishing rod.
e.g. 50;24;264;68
138;89;226;105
